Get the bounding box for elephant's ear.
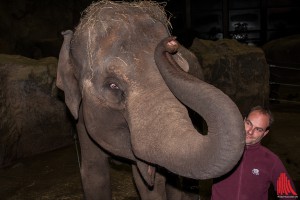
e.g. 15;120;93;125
173;45;204;80
56;30;81;119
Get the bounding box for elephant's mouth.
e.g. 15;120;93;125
136;160;156;186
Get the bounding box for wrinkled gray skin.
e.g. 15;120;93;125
56;1;245;200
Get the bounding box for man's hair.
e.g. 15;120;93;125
248;105;274;130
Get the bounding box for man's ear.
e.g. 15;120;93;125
263;130;269;137
56;30;81;119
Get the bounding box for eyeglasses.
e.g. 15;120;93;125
244;118;267;134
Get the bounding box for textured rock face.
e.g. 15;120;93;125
262;35;300;103
0;54;73;168
263;34;300;68
190;39;269;116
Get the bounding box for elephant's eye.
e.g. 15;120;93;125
109;83;119;90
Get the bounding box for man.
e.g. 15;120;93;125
211;106;298;200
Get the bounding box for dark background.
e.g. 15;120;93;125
168;0;300;46
0;0;300;59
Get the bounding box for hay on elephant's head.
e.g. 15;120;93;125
74;0;172;36
71;1;172;82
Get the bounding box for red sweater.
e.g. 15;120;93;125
211;143;298;200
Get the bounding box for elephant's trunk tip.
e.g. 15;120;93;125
161;36;179;54
61;30;73;36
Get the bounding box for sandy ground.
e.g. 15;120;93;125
0;102;299;200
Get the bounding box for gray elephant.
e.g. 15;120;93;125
56;1;245;200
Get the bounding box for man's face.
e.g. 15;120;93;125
244;110;270;145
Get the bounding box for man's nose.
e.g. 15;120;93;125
246;127;254;135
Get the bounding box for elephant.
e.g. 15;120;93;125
56;1;245;200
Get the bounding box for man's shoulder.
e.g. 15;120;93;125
258;145;281;162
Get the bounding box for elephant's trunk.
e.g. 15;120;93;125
131;37;245;179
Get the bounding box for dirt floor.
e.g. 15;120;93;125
1;102;299;200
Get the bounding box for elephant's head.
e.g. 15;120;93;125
57;1;245;186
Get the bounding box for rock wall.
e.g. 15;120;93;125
190;39;269;116
0;54;73;168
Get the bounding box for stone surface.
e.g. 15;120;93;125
0;54;73;168
262;34;300;103
262;34;300;68
190;38;270;116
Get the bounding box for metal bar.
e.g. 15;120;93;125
222;0;229;38
269;82;300;87
269;64;300;71
269;98;300;104
185;0;191;30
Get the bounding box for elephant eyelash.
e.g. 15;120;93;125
108;82;126;102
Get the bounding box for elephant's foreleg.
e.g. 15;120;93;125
132;165;167;200
77;110;111;200
165;174;199;200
